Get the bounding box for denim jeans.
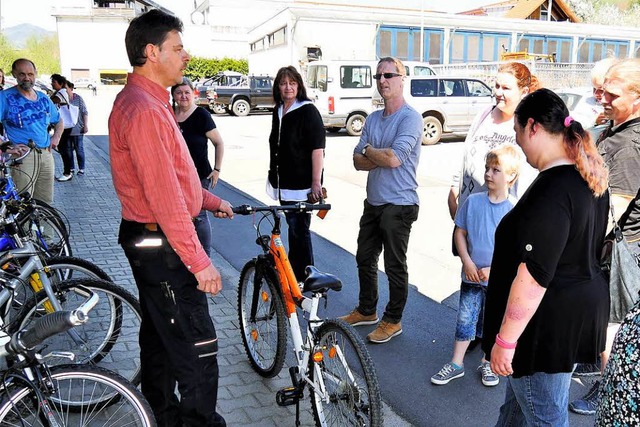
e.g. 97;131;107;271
355;201;419;323
455;282;486;341
496;371;572;427
281;199;313;281
195;178;213;257
68;134;86;170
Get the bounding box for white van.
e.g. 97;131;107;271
305;60;436;136
305;60;377;136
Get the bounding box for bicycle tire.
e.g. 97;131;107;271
42;255;112;283
0;364;155;426
237;258;287;378
15;278;142;386
309;319;383;427
33;198;69;236
16;206;71;258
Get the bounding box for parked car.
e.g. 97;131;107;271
373;76;493;145
73;77;97;90
555;87;601;129
194;71;243;112
306;60;436;136
210;75;274;116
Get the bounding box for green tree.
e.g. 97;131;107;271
0;33;19;73
20;34;60;75
184;56;248;80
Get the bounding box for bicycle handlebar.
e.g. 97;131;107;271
232;203;331;215
0;287;98;358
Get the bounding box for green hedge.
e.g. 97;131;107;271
185;56;249;81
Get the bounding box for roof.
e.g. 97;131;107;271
459;0;580;23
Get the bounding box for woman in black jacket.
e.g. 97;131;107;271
267;66;325;281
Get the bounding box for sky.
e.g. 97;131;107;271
0;0;491;32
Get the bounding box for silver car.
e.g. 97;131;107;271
375;76;494;145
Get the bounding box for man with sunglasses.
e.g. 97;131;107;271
340;57;422;344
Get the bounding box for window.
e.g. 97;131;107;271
413;66;435;76
429;32;442;64
306;66;318;89
410;79;437;97
269;27;286;47
340;66;372;89
452;34;465;63
440;79;464;96
466;80;491;97
396;31;409;60
413;32;423;61
379;30;392;58
317;66;328;92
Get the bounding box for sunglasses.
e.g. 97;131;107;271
373;73;402;80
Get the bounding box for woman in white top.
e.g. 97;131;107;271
448;62;540;220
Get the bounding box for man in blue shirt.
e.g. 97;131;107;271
340;57;422;343
0;58;63;203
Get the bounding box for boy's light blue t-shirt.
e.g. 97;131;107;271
454;191;516;285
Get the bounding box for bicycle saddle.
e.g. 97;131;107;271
302;265;343;293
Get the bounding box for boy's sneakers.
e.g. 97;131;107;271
569;380;600;415
367;321;402;343
77;169;85;175
431;362;464;385
338;308;378;326
478;361;499;387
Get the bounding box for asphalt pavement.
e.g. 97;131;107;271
50;134;598;426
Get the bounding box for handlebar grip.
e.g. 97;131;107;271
12;311;83;353
232;204;253;215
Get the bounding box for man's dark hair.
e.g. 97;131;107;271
51;74;67;86
11;58;37;73
125;9;184;67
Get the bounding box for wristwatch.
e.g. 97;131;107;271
361;144;371;156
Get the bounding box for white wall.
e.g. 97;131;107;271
57;19;131;80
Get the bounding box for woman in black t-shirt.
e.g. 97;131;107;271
482;89;609;426
171;78;225;256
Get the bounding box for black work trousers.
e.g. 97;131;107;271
355;201;419;324
119;219;226;427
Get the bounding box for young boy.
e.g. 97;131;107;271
431;145;521;387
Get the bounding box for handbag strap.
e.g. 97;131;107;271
608;186;627;243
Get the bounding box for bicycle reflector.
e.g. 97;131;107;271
312;350;323;363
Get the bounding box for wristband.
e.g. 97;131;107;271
213;167;220;172
495;334;517;350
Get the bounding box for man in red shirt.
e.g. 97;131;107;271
109;9;232;427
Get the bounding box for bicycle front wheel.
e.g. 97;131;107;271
237;259;287;377
0;364;155;426
310;319;383;427
15;278;142;386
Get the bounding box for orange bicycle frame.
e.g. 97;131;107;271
269;232;303;316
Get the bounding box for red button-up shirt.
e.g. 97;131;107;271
109;73;221;274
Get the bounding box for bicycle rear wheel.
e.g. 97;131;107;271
0;364;154;426
237;258;287;377
15;278;142;386
310;319;383;427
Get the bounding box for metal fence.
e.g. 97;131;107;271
431;61;594;89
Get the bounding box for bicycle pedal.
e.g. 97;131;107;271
276;386;303;407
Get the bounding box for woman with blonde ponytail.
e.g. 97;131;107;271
481;88;610;426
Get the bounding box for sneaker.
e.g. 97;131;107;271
367;320;402;343
431;362;465;385
77;169;85;175
339;308;378;326
569;380;600;415
56;173;73;182
573;362;601;377
478;361;499;387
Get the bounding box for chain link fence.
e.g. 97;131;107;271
431;61;594;89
